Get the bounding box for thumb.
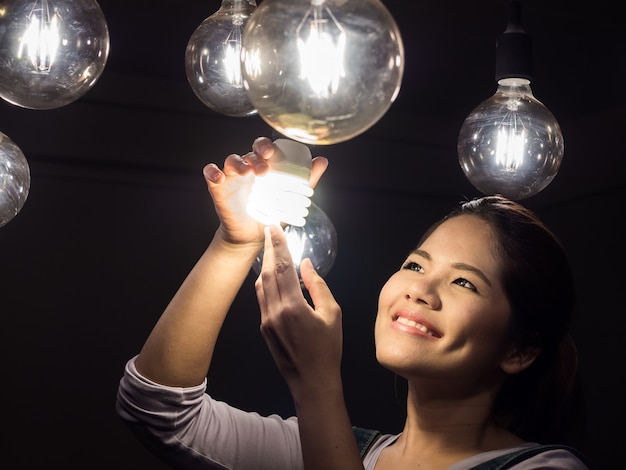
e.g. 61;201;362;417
300;258;338;317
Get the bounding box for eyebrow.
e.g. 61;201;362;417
411;249;492;287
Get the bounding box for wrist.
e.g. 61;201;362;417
211;227;264;260
289;373;345;409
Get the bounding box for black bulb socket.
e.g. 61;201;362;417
494;0;533;81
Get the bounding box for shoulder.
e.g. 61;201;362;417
502;445;593;469
351;431;593;470
351;427;400;469
452;444;593;470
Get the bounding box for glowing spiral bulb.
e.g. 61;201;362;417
246;139;314;227
247;139;338;282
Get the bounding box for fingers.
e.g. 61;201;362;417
300;258;339;317
202;163;224;185
257;227;343;380
250;137;328;187
251;136;275;160
299;258;317;290
259;226;338;319
256;227;279;311
206;137;275;184
261;225;301;298
217;137;328;188
254;271;267;317
310;156;329;189
241;136;274;174
203;137;329;210
222;152;258;176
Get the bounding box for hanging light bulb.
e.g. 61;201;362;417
241;0;404;145
248;139;338;282
0;0;109;110
0;131;30;228
185;0;257;117
252;201;338;283
457;0;563;200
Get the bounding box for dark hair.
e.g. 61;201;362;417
418;195;586;448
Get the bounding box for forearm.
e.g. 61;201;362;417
135;229;262;387
291;378;364;470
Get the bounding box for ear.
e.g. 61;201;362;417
500;343;541;375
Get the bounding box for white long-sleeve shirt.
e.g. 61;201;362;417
116;356;590;469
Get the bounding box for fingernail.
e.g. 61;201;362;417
258;143;274;159
203;166;220;183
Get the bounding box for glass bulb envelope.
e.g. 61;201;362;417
241;0;404;145
457;79;564;200
0;0;110;109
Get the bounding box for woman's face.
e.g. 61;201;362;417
375;214;513;388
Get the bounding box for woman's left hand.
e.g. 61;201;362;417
255;225;343;395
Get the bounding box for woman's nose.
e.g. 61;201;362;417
405;278;441;310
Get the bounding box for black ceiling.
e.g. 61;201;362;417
1;0;623;206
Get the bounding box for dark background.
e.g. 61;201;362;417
0;0;623;468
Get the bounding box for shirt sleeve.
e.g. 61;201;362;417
116;355;304;470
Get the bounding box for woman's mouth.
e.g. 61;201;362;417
392;313;442;338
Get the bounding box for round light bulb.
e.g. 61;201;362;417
457;78;564;200
0;131;30;227
0;0;110;110
185;0;257;117
246;139;314;227
241;0;404;145
253;201;338;283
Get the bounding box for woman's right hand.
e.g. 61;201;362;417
203;136;329;246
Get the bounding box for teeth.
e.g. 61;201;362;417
396;317;435;336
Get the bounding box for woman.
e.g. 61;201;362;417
116;137;591;469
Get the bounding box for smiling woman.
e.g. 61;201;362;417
376;215;515;380
116;137;593;469
376;197;586;452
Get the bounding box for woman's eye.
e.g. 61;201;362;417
402;261;424;273
454;278;477;292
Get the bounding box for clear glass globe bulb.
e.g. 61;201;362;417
185;0;257;117
253;201;338;284
0;0;110;110
0;131;30;227
457;78;564;200
241;0;404;145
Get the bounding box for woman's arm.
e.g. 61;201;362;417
135;227;264;386
134;137;328;387
117;357;305;469
255;225;364;470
